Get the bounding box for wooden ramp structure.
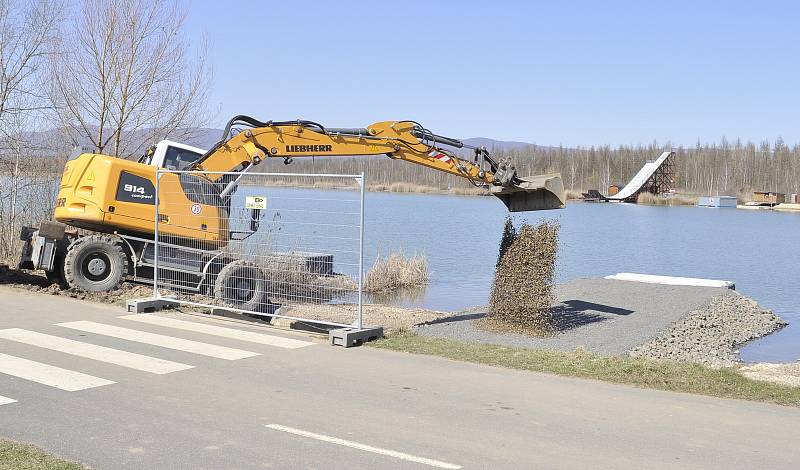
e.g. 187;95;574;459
607;151;676;202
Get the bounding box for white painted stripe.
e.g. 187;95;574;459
0;395;17;405
0;353;115;391
265;424;462;469
120;315;313;349
0;329;194;374
605;272;735;289
56;321;259;361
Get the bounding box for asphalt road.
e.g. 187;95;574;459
1;286;799;469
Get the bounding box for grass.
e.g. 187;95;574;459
0;440;84;470
364;252;429;292
370;331;800;407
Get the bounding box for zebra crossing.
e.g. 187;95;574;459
0;314;315;405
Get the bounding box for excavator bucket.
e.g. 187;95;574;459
489;174;566;212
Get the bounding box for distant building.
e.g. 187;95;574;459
753;191;785;205
791;193;799;204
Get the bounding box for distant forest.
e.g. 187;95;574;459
258;138;800;197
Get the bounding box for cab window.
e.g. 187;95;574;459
163;146;202;170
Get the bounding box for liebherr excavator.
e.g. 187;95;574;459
19;115;564;308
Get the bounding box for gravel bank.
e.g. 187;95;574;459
416;278;785;364
630;293;787;367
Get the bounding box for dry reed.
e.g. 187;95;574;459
636;192;698;206
364;251;429;292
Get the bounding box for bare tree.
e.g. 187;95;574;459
48;0;212;157
0;0;59;125
0;0;61;262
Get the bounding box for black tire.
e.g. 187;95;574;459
213;260;269;312
63;235;129;292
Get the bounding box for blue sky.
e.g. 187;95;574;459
185;1;799;147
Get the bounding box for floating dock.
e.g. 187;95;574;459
604;273;735;289
697;196;737;208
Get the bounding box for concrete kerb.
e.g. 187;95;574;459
126;296;179;313
329;327;384;348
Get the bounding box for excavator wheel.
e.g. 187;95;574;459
63;235;129;292
213;260;269;312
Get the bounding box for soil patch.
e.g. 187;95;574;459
282;303;451;332
0;265;152;304
739;362;800;387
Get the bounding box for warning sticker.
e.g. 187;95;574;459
245;196;267;210
191;203;202;215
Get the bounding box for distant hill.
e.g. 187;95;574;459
462;137;539;152
24;126;544;157
187;130;543;155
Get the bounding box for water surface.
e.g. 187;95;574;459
244;187;799;363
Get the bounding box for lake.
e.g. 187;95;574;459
239;186;799;363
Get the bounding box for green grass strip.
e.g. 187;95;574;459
371;331;800;407
0;440;84;470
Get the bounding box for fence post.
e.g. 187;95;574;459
153;170;161;300
357;172;365;330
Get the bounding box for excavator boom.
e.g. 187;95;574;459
192;116;565;212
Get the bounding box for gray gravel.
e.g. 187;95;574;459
416;278;785;363
630;293;787;367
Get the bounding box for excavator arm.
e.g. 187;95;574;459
190;116;565;212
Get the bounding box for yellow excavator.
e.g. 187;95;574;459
19;115;564;307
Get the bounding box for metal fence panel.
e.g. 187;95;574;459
153;170;364;328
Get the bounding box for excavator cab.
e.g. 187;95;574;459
137;140;205;170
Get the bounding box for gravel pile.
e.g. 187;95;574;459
629;292;787;367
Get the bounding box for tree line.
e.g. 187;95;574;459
259;138;800;198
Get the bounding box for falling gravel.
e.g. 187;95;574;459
483;219;559;336
630;292;787;367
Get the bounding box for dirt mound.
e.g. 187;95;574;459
481;219;560;336
0;265;152;304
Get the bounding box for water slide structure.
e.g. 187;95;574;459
605;151;676;202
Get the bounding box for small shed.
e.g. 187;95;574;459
697;196;737;208
608;185;620;196
791;193;799;204
753;191;785;204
